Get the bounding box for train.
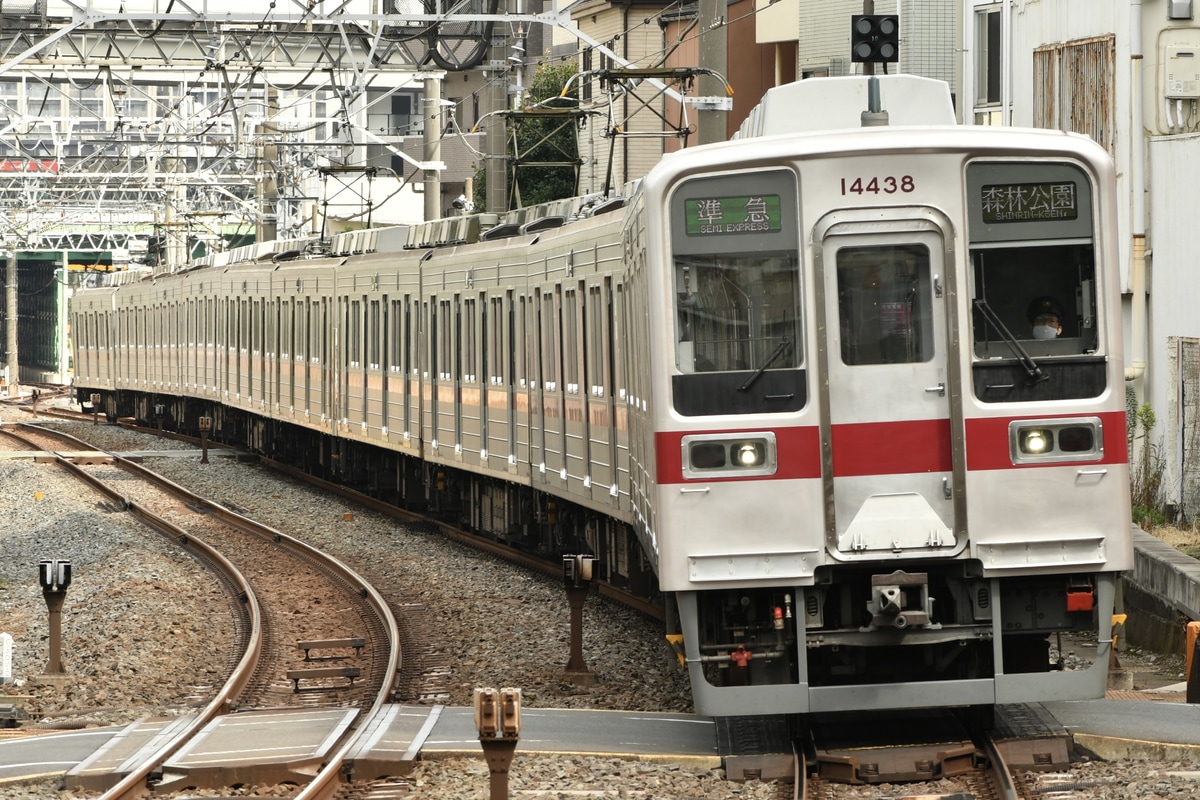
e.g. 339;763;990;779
71;74;1134;719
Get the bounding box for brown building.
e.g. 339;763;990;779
570;0;793;192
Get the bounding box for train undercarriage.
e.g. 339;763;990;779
90;387;658;601
682;562;1110;716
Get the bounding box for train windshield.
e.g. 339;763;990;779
668;168;804;416
965;160;1105;402
674;251;800;373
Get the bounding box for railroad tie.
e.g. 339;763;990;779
286;665;361;692
296;637;366;661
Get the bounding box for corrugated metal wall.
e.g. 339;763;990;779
1171;337;1200;520
1033;35;1116;154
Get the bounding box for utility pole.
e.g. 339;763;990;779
697;0;728;145
257;85;279;243
424;75;443;222
486;24;508;213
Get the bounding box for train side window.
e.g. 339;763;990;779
369;299;381;370
463;297;477;383
347;299;361;368
836;244;934;366
669;168;802;416
564;288;579;393
489;296;505;384
588;283;606;397
613;282;626;401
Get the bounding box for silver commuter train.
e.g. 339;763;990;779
72;75;1133;718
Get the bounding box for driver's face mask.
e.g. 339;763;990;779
1033;325;1058;340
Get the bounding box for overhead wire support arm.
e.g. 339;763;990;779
570;67;731;148
317;165;380;242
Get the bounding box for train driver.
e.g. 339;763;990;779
1027;296;1065;340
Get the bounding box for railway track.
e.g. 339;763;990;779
11;397;667;622
2;409;1107;800
796;709;1042;800
0;421;404;799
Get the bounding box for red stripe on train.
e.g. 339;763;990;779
830;419;954;476
655;410;1127;484
654;427;822;485
964;410;1128;471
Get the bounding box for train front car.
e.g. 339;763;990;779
639;76;1133;718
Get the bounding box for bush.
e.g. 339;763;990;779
1129;401;1168;528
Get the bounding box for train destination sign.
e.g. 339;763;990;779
685;194;783;236
980;181;1078;223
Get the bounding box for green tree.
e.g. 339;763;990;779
474;61;581;210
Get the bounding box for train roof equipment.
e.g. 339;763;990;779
734;74;956;138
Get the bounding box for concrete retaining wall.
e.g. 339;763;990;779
1123;528;1200;655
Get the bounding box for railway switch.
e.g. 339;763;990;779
39;559;72;593
563;554;594;588
38;559;72;674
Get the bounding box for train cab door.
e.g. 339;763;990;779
815;211;966;561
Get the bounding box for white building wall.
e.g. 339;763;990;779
799;0;899;75
1148;134;1200;510
798;0;957;95
1001;0;1133;293
901;0;958;90
998;1;1200;511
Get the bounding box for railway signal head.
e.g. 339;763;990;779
563;554;595;588
500;687;522;736
474;687;499;736
38;560;72;593
851;14;899;63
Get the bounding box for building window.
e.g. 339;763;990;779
973;5;1005;125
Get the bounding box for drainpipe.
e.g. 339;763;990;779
1126;0;1147;402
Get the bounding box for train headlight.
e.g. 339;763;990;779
1009;418;1103;464
1019;428;1052;455
736;442;765;467
681;432;777;478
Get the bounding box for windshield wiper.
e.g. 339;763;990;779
973;298;1046;383
738;338;792;392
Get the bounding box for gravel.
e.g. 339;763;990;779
0;412;1197;800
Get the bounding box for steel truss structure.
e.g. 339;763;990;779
0;0;663;252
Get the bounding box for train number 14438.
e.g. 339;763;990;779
840;175;915;195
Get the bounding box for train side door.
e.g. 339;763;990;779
815;213;966;560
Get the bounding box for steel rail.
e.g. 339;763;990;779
16;421;404;800
979;732;1023;800
0;424;264;800
103;418;663;621
259;454;668;622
